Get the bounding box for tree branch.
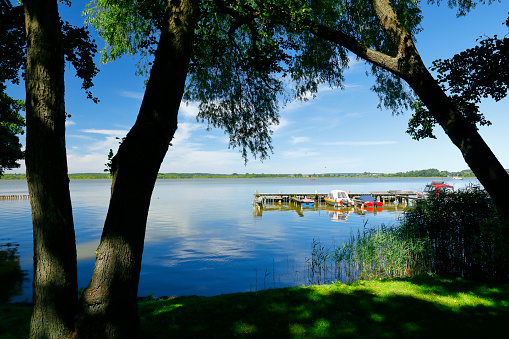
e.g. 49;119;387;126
304;18;401;77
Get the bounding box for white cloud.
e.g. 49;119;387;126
65;120;76;127
161;148;241;173
322;141;397;146
291;136;311;144
271;117;290;132
171;122;203;145
343;112;365;118
67;153;109;173
280;148;318;159
180;102;199;119
80;129;128;136
119;91;144;100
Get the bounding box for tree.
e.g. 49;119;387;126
24;0;78;336
1;0;98;177
20;0;99;336
77;0;197;336
408;24;509;139
18;0;508;336
298;0;509;221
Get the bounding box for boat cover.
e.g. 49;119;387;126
359;195;376;202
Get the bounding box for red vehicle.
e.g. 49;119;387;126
418;181;454;198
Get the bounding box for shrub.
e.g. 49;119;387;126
400;186;508;281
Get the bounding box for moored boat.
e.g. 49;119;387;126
324;190;354;207
354;195;383;207
301;198;314;208
417;181;454;198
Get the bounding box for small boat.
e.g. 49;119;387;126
301;198;314;208
354;195;383;207
324;190;354;207
417;181;454;198
452;176;463;180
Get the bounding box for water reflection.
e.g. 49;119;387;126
254;201;404;221
0;178;479;301
0;243;28;304
325;208;352;222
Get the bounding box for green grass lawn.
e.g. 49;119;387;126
1;274;508;338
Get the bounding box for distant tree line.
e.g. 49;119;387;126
0;169;491;180
381;168;477;178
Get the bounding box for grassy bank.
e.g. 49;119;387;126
1;274;507;338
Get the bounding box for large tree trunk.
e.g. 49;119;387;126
307;0;509;222
405;63;509;221
76;1;196;337
24;0;78;337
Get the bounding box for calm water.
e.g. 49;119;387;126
0;177;479;302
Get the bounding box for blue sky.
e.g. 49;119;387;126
5;1;509;174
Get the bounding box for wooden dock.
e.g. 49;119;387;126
0;194;30;200
254;190;417;206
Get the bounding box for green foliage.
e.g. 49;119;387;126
1;1;100;100
306;225;428;285
332;225;428;282
0;84;25;176
408;9;506;140
83;0;164;66
0;2;25;176
406;100;438;139
84;0;424;162
0;1;25;85
386;168;452;177
0;1;100;175
61;21;100;103
401;186;509;281
104;149;114;174
428;0;501;17
0;243;27;304
433;34;508;103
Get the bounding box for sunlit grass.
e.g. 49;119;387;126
1;274;507;338
136;274;508;338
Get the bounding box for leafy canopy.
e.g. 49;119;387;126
407;9;507;140
0;0;25;175
85;0;424;162
0;0;100;174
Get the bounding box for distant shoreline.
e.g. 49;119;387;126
1;170;479;180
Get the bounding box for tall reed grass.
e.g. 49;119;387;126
306;224;428;285
401;185;508;281
305;186;508;285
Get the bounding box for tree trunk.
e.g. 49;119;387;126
24;0;78;338
76;1;196;337
405;64;509;221
307;0;509;222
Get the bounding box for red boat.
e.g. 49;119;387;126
418;181;454;198
354;195;383;207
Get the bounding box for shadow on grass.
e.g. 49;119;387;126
138;275;508;338
1;274;507;338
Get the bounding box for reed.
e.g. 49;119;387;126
305;224;428;285
400;185;508;281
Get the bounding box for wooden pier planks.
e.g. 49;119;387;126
253;190;417;206
0;194;30;200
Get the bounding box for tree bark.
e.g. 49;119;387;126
307;0;509;221
24;0;78;338
77;0;196;337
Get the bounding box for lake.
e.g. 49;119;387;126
0;177;479;303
